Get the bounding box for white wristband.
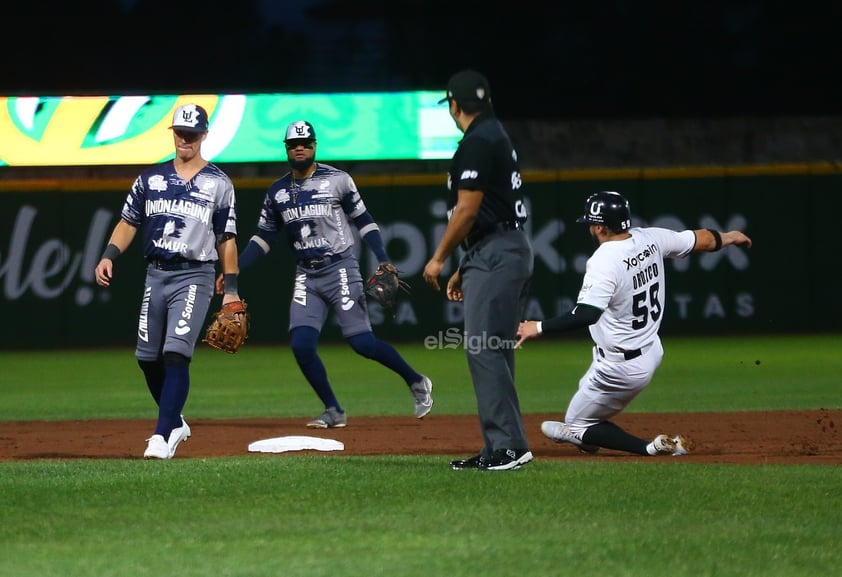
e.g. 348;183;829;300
536;321;543;335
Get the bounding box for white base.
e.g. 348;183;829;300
248;436;344;454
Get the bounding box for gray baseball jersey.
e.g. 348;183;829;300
255;163;364;263
122;160;237;359
121;160;238;262
254;162;375;337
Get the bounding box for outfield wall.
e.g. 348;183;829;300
1;165;838;348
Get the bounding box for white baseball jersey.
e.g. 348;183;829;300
578;227;696;352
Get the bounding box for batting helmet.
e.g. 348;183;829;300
576;191;631;232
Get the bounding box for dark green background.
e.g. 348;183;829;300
0;171;835;349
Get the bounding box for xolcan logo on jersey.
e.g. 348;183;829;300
624;243;659;269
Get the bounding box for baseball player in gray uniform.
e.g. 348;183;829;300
424;70;534;471
95;104;242;459
237;120;433;428
516;191;752;456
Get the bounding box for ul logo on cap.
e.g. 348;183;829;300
294;123;314;138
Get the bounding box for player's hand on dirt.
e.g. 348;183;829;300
94;259;113;287
423;259;444;291
445;270;463;302
515;320;540;349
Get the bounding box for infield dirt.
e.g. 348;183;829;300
1;410;840;464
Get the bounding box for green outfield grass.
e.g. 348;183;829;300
1;333;841;577
1;334;839;421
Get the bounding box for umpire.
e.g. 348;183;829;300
423;69;534;471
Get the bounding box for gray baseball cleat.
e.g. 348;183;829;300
307;406;348;429
410;376;434;418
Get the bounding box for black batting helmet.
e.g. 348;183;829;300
576;191;631;232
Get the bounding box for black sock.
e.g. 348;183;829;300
582;421;649;455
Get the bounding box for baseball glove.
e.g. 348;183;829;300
203;300;250;353
365;263;410;310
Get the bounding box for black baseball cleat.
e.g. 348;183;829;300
450;454;483;470
481;449;534;471
450;449;534;471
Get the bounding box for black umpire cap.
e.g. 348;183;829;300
438;69;492;105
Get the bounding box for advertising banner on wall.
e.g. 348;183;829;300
0;92;460;167
2;171;836;349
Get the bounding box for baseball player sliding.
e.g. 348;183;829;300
516;191;752;456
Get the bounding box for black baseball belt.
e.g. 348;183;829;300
147;258;213;271
595;343;652;362
297;252;347;271
462;221;523;251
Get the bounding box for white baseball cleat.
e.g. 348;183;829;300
167;416;192;458
143;434;171;459
541;421;600;454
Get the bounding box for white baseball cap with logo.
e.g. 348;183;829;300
169;104;209;133
284;120;317;142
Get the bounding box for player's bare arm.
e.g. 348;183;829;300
216;233;241;305
423;188;482;291
94;220;137;287
694;229;753;252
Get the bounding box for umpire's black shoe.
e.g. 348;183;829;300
450;454;483;470
481;448;534;471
